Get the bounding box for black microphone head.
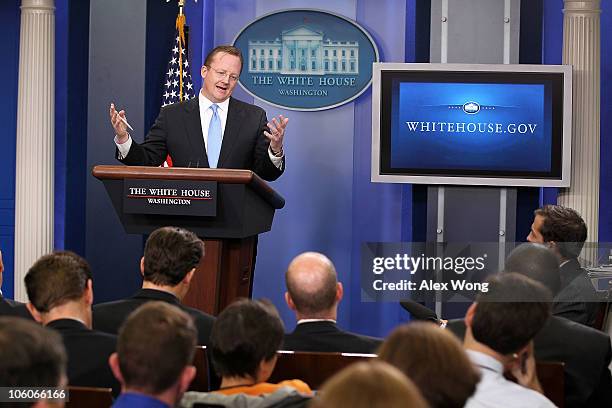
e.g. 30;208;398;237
399;301;439;322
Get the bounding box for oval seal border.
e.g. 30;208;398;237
232;9;380;111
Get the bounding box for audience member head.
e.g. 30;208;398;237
25;251;94;327
0;317;67;408
313;361;429;408
504;243;561;296
465;273;551;362
210;299;284;386
109;302;196;406
285;252;342;320
378;322;479;408
141;226;204;299
527;204;587;260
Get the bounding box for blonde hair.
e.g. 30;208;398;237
313;361;429;408
378;322;480;408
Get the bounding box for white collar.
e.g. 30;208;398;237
467;349;504;374
297;319;337;324
198;91;230;112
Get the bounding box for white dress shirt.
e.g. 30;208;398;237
465;350;557;408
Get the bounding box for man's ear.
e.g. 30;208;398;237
109;353;125;385
285;292;296;311
26;302;43;324
465;302;477;328
84;279;94;306
179;365;197;394
183;268;196;286
336;282;344;303
201;65;208;79
140;257;145;278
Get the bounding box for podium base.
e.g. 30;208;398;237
184;237;256;315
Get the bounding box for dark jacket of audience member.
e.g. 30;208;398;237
0;249;33;320
93;226;214;346
379;322;480;408
0;317;67;408
25;251;120;395
554;258;600;326
283;252;381;354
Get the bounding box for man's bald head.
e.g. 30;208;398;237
504;243;561;296
285;252;340;317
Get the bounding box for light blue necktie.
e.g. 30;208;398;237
207;104;222;168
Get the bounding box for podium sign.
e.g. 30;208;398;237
123;179;217;216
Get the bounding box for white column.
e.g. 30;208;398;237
558;0;600;265
14;0;55;301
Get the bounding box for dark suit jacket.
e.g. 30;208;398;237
553;258;601;327
0;296;33;319
47;319;120;396
447;317;612;408
283;321;382;354
118;97;284;181
92;288;215;346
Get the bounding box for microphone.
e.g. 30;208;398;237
400;301;440;323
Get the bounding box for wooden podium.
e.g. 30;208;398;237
93;165;285;315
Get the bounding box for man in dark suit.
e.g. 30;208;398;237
109;45;288;181
93;226;215;346
527;204;601;326
283;252;382;353
449;243;612;407
0;249;32;319
24;251;119;395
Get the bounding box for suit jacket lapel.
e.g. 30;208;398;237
218;97;245;168
182;97;209;168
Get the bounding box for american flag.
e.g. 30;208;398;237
162;31;196;107
161;14;196;166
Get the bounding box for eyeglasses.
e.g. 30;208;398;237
206;66;239;83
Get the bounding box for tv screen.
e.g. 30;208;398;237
371;63;572;187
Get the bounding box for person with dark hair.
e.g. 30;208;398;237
93;226;214;345
463;273;555;407
24;251;119;394
378;322;480;408
527;204;600;326
109;45;288;181
504;243;612;407
110;302;197;408
282;252;381;353
180;299;311;408
312;361;429;408
0;317;67;408
0;249;33;319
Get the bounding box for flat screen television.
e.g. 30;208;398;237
371;63;572;187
